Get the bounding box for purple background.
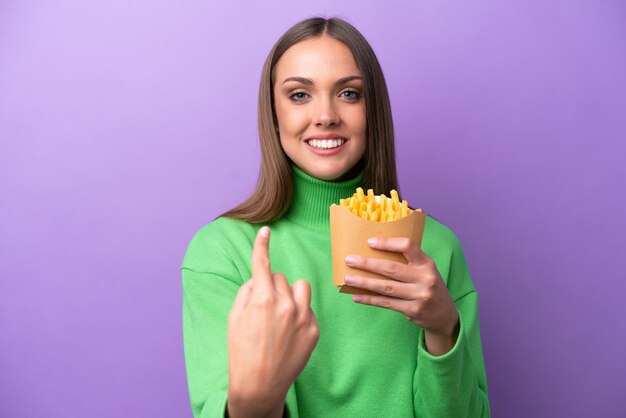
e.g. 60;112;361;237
1;1;624;417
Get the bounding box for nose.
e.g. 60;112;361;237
314;97;340;128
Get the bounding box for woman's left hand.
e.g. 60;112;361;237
344;237;460;356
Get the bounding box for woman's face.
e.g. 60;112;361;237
273;36;366;181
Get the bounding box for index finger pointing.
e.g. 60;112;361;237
251;226;273;288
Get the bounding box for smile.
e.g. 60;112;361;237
306;139;346;149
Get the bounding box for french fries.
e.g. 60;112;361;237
338;187;422;222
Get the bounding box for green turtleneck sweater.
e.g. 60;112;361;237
182;167;490;417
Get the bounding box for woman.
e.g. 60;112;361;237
182;17;490;418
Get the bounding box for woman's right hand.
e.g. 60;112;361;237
227;226;320;418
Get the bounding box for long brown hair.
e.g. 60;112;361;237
222;17;398;223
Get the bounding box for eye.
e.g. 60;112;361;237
289;91;310;102
340;90;360;101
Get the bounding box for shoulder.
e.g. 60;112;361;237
187;217;258;247
181;217;260;272
422;215;475;293
422;215;463;256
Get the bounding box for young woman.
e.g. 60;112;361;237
182;17;490;418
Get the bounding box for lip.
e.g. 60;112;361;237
303;133;348;142
303;135;348;156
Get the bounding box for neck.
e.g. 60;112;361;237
283;165;364;230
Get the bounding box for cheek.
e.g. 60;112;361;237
274;99;287;129
346;104;367;133
275;99;307;134
354;106;367;154
358;115;367;136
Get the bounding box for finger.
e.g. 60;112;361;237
228;280;253;324
291;279;312;318
352;293;421;320
251;226;273;289
344;274;415;300
345;254;415;283
367;237;428;265
272;272;291;297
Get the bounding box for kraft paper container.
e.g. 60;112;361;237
330;204;427;295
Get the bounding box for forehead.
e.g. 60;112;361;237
274;36;361;81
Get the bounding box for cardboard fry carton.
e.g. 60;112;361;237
329;203;426;295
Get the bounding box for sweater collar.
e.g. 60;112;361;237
284;165;364;230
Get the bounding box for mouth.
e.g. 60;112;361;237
304;138;347;150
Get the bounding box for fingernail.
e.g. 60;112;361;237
353;295;363;303
344;275;355;284
345;255;357;265
368;238;378;246
259;226;270;237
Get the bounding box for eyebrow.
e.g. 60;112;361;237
281;75;362;86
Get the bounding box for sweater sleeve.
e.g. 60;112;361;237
182;267;237;418
181;222;299;418
412;234;490;417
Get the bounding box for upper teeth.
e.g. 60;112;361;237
308;139;345;149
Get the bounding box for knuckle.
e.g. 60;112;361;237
240;281;253;294
309;310;319;325
296;308;313;327
272;272;287;285
354;294;369;305
306;311;320;339
383;262;398;275
418;290;432;304
379;298;391;308
255;292;275;307
310;323;320;341
407;304;420;318
278;300;296;317
295;315;308;328
424;274;437;289
355;257;366;269
424;257;436;270
380;283;395;295
400;238;413;252
295;278;310;290
257;256;270;269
